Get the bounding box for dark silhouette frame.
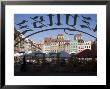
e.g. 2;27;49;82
1;1;110;89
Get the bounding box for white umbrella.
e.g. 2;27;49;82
26;51;32;54
14;53;21;56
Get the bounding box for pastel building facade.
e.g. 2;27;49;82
70;37;78;54
75;34;92;53
50;40;59;53
57;34;65;52
42;33;92;54
77;40;85;53
15;28;92;54
64;42;70;53
43;37;51;53
84;41;92;50
43;34;70;54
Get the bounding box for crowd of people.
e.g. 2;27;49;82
14;54;97;74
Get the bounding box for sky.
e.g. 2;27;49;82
14;14;97;42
